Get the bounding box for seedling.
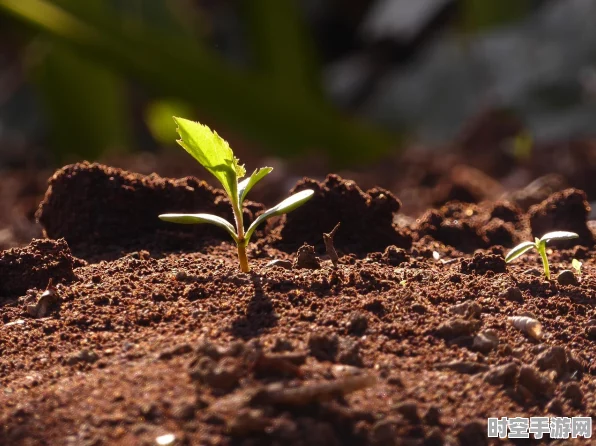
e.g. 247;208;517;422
505;231;579;280
159;117;314;272
571;258;583;275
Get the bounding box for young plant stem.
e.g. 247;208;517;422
233;205;250;273
237;241;249;273
538;245;550;280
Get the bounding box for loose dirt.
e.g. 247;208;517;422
1;163;595;445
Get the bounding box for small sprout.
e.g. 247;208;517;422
505;231;579;280
572;258;582;275
399;279;407;287
159;117;314;272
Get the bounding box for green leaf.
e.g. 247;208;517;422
158;213;238;242
238;167;273;203
245;189;314;243
173;117;245;204
572;258;582;273
540;231;579;243
505;241;536;263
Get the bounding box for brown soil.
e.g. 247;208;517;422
1;163;596;445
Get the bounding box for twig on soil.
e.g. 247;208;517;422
323;222;341;268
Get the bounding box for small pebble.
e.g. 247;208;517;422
155;433;176;445
472;330;499;354
499;287;523;303
557;270;579;286
562;382;584;407
392;401;420;424
483;362;519;386
523;268;542;277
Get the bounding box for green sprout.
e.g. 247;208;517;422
159;117;314;272
571;258;583;275
505;231;579;280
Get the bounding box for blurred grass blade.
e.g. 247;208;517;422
31;41;129;161
0;0;394;165
242;0;321;94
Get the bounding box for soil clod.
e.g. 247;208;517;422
293;244;321;270
0;238;77;297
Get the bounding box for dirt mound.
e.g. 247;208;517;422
528;188;594;247
413;201;522;253
269;174;411;254
36;163;264;255
0;238;78;297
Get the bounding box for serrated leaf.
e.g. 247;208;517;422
238;167;273;203
245;189;314;243
505;241;536;263
540;231;579;243
173;117;245;204
159;213;238;242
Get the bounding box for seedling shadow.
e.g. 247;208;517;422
229;273;278;340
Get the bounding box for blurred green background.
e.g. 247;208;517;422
0;0;595;168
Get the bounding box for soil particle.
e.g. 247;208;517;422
499;286;523;303
456;420;487;446
528;188;594;247
472;330;499;354
0;238;78;297
448;300;482;319
392;400;421;424
346;311;368;335
293;244;321;270
308;331;339;362
483;362;519;387
381;245;409;266
534;345;584;379
481;218;517;247
435;318;481;340
36;162;264;255
459;252;506;275
66;349;99;365
272;174;412;254
423;407;442;427
517;365;555;399
561;382;584;408
557;269;579;286
490;201;522;224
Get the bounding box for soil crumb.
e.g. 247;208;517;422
0;238;78;297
